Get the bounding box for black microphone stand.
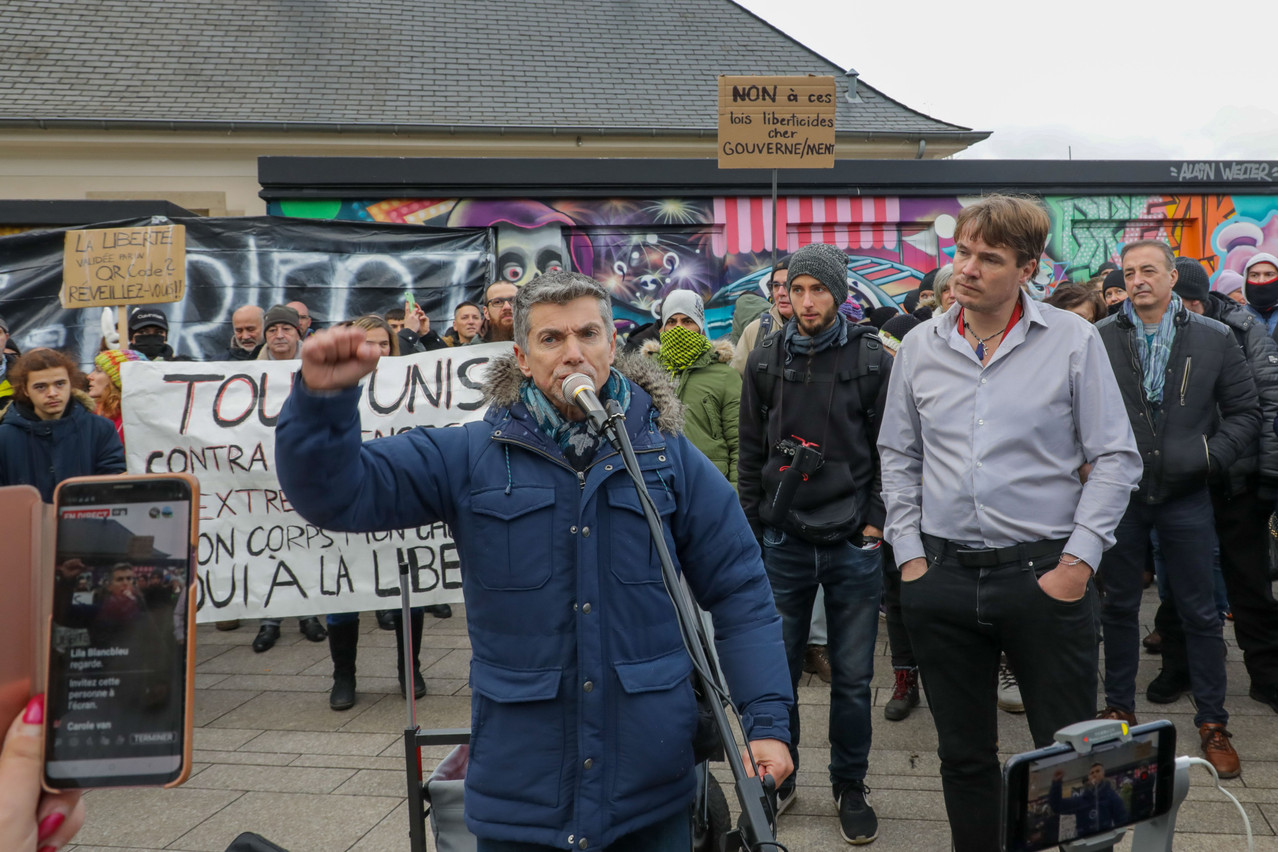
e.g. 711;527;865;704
597;398;778;851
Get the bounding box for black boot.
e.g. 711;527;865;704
395;610;426;699
328;619;359;711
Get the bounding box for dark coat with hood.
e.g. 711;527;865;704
0;390;126;502
1096;302;1260;504
739;320;892;542
273;352;791;850
1202;292;1278;495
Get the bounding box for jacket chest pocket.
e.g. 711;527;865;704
605;474;676;584
469;486;556;591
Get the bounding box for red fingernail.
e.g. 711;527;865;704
22;694;44;725
37;811;65;841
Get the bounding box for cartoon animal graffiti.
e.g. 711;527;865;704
1213;213;1278;279
445;200;594;286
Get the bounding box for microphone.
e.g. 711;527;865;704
561;373;614;440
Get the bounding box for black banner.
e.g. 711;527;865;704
0;215;493;363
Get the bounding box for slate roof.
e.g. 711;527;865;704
0;0;982;139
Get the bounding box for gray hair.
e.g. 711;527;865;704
1120;240;1176;271
513;271;613;349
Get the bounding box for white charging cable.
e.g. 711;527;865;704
1181;757;1253;851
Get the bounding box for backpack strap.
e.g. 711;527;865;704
751;328;884;425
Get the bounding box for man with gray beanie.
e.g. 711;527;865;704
739;241;892;843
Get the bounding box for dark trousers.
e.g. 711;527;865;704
881;541;916;669
762;527;881;788
1100;488;1227;726
475;806;690;852
903;537;1098;852
1157;485;1278;688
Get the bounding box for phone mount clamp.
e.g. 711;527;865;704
1051;720;1190;852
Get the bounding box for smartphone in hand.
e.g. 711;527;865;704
44;474;199;789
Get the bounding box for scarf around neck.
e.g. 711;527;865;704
1123;294;1181;404
657;326;712;374
519;367;632;470
782;315;848;362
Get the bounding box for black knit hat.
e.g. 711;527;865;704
881;313;920;343
919;268;938;292
1101;267;1126;297
787;243;849;307
1173;257;1210;303
868;306;898;329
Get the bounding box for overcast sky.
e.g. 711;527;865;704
737;0;1278;161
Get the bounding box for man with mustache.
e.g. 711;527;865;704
273;271;793;851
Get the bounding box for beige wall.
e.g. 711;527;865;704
0;128;969;218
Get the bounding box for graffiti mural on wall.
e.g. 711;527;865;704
272;192;1278;339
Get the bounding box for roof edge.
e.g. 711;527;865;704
0;117;989;141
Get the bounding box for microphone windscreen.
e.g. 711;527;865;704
561;373;593;400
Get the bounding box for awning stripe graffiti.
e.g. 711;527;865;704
714;196;904;255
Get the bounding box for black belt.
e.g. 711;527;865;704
921;533;1069;568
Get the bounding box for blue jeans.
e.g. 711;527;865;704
761;526;881;787
475;806;690;852
1101;488;1228;725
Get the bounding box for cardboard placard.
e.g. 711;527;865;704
61;225;186;309
718;75;837;169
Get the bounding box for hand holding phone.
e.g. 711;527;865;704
44;474;199;789
0;696;85;849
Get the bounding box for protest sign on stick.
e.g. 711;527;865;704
121;344;507;621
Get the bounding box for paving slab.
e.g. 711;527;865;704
240;729;399;757
208;690;379;731
183;762;356;794
71;787;242;848
168;791;401;852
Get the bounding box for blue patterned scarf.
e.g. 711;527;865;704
781;315;848;363
1123;294;1181;404
519;368;632;470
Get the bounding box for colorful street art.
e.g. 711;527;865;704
270;191;1278;339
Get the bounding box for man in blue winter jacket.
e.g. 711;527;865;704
274;271;793;852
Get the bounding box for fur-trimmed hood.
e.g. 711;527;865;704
480;351;684;434
638;337;734;366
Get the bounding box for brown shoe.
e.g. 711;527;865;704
1200;723;1241;778
803;645;832;684
1096;706;1138;725
1142;630;1162;654
215;619;240;631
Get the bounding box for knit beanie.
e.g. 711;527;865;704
1101;267;1126;297
263;304;301;332
868;306;898;329
94;349;149;389
787;243;849;306
1213;269;1244;297
1172;258;1210;303
919;268;938;293
879;314;920;352
660;290;706;334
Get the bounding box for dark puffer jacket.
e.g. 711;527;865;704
1097;304;1259;504
1202;293;1278;495
0;391;126;501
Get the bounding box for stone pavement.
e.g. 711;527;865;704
64;587;1278;852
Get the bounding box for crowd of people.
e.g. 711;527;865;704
4;193;1278;850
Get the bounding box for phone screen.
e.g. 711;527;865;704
45;476;195;788
1003;721;1176;852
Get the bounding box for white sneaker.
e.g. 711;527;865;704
997;662;1025;713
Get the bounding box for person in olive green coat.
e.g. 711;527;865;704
642;290;740;487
